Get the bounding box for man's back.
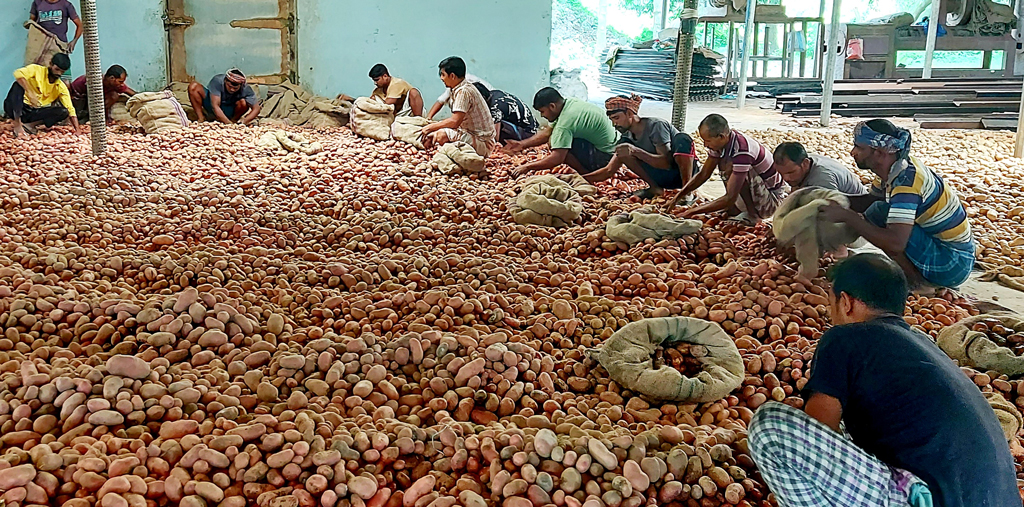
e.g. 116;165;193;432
550;98;618;153
806;316;1018;507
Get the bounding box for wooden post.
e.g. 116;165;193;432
922;0;940;79
737;0;756;109
820;0;842;127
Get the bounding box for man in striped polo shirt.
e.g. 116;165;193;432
669;114;790;224
821;119;975;290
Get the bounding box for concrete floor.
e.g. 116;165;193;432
589;91;1024;314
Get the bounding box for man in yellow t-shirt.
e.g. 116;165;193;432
341;64;424;117
4;53;80;138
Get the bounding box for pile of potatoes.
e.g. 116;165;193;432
0;123;1018;507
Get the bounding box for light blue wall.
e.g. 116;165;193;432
297;0;552;109
0;0;166;93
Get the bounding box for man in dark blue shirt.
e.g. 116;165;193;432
748;253;1019;507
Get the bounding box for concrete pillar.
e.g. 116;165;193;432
654;0;666;33
922;0;941;79
596;0;609;58
820;0;843;127
737;0;756;109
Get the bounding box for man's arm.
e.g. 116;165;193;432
682;167;745;218
209;94;234;124
631;142;673;169
427;101;444;120
240;101;261;125
124;86;137;96
848;193;883;213
582;154;624;184
821;204;913;254
506;127;552;152
804;392;842;432
422;111;466;136
69;115;80;134
510;148;568;178
68;17;83;52
668;156;719;210
494;122;501;143
15;77;39;106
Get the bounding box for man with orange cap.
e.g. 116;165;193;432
589;94;699;200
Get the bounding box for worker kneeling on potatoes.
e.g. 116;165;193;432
819;119;975;292
420;57;496;157
4;52;80;138
507;87;619;180
667;114;789;224
187;68;260;125
748;254;1018;507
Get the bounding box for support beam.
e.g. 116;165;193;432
1015;78;1024;157
922;0;940;79
737;0;756;109
654;0;666;33
596;0;608;58
820;0;842;127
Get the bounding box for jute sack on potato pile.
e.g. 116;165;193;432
978;262;1024;293
508;174;595;228
258;82;352;128
589;317;744;402
391;116;431;149
256;130;323;155
126;91;190;135
773;187;861;277
606;209;702;246
937;313;1024;377
985;392;1024;443
431;142;486;176
349;97;395;140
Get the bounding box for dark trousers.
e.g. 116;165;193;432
4;82;69;127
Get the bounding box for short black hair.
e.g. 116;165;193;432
438;57;467;79
472;82;490;102
774;142;808;165
51;53;71;71
699;114;730;137
533;87;563;110
105;65;127;79
827;254;908;315
369;64;389;79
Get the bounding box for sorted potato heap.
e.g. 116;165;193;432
0;123;1016;507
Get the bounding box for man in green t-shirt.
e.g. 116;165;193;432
508;87;619;180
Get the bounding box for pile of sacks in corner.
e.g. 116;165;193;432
349;97;395;140
126;91;190;134
256;129;323;155
588;317;744;402
508;174;597;228
605;207;702;246
773;187;861;277
431;142;486;176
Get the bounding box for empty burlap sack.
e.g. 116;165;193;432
606;209;702;246
512;173;598;197
349;97;395;141
109;95;134;124
24;21;68;66
391;116;431;149
127;91;190;135
431;142;486;176
508;177;585;228
937;313;1024;377
985;392;1023;442
773;187;861;277
256;130;322;155
589;317;743;402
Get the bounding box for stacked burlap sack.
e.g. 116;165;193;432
391;116;431;149
258;82;352;128
349;97;395;140
588;317;743;402
431;142;486;176
937;313;1024;377
508;174;597;228
773;187;861;277
606;208;702;246
256;130;323;155
126;91;190;134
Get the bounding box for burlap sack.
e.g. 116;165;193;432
431;142;486;176
773;187;861;277
127;92;190;135
936;313;1024;377
606;210;702;246
589;317;743;402
508;176;586;228
256;130;322;155
349;97;395;141
24;21;68;66
514;173;597;197
391;116;431;149
985;392;1023;442
109;95;134;124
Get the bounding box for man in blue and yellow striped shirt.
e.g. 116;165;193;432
821;119;974;290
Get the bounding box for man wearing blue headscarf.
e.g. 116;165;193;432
820;119;975;292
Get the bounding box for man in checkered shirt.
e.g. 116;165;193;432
748;254;1018;507
421;56;496;158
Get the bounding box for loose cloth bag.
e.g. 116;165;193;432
773;187;861;277
24;21;68;66
259;82;352;127
985;392;1023;442
349;97;395;141
589;317;743;402
391;116;431;149
431;142;486;176
127;91;190;135
508;175;590;228
606;210;702;246
937;313;1024;377
256;130;323;155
